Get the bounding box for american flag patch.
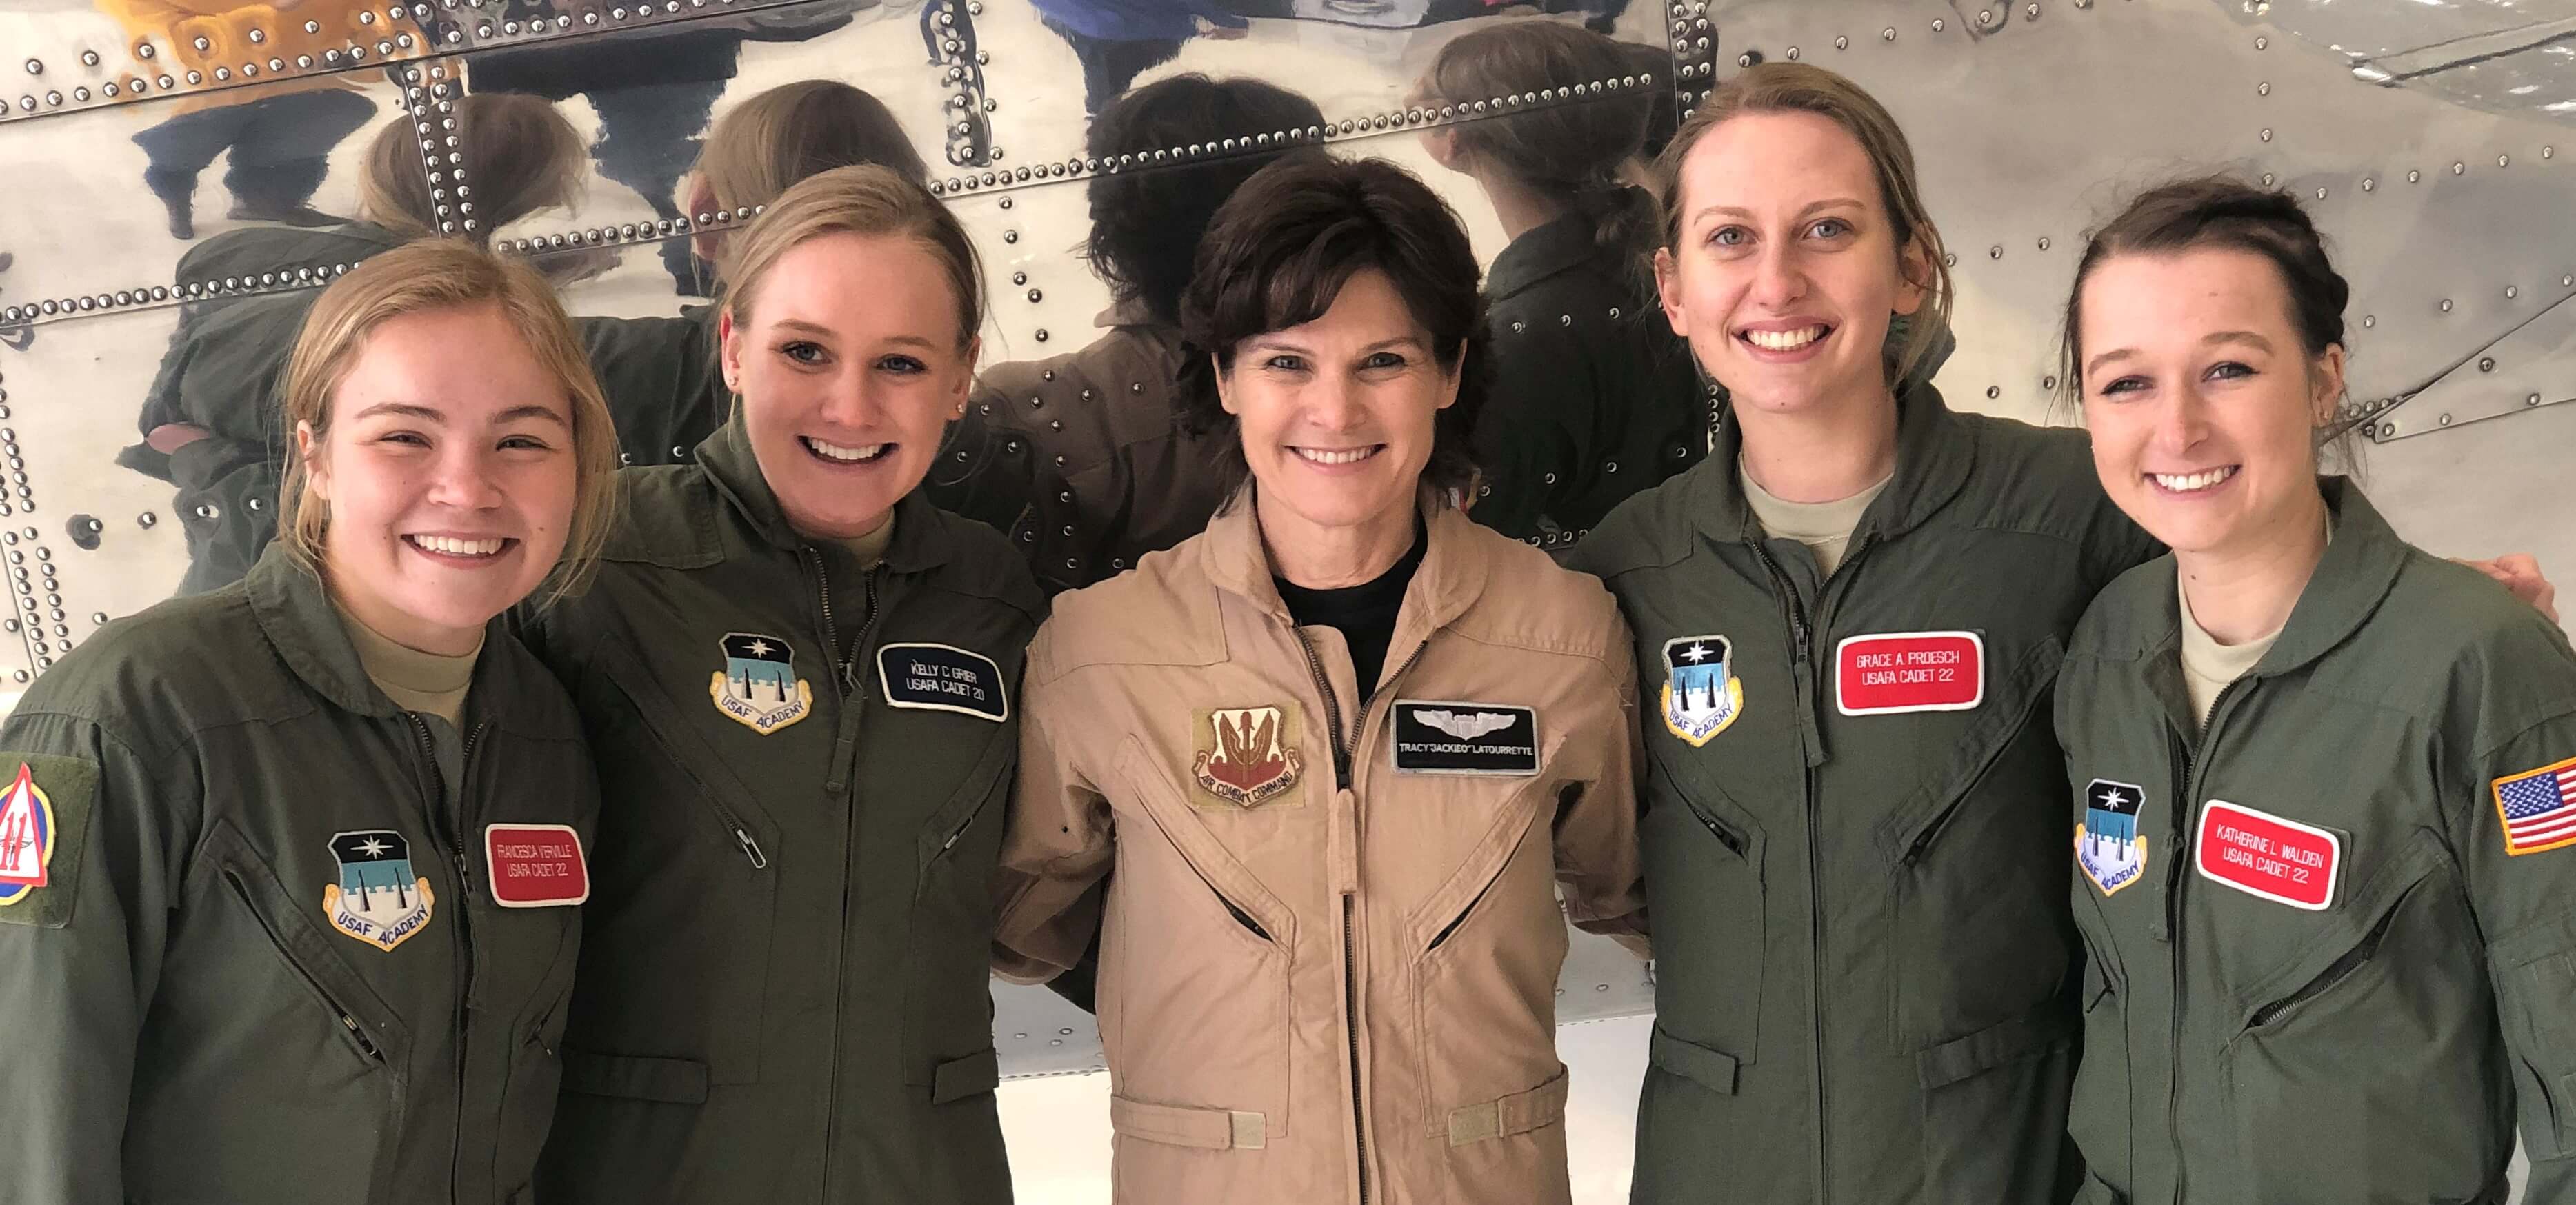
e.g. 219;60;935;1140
2494;755;2576;856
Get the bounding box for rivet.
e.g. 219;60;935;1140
1932;18;1944;32
2256;82;2270;97
2315;187;2327;199
1835;35;1848;48
2362;178;2375;191
2260;128;2272;142
2453;162;2466;175
2480;357;2496;372
1989;245;2004;259
2043;375;2059;390
1944;252;1958;268
1881;26;1896;39
2507;286;2519;299
1986;386;2001;399
2408;170;2421;182
2500;154;2511;168
2440;413;2453;426
2530;394;2544;406
2255;35;2268;50
1034;329;1048;341
2038;236;2052;250
2440;299;2453;312
2363;315;2376;328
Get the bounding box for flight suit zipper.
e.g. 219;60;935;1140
1287;621;1429;1205
2164;674;2246;1205
1746;536;1826;1203
406;713;483;1203
808;550;885;1203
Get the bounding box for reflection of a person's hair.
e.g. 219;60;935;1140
686;80;929;283
120;93;590;596
570;80;930;492
926;74;1325;598
1419;19;1704;541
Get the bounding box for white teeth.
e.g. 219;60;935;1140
411;535;505;557
1294;446;1379;466
807;437;890;463
2150;466;2238;493
1744;326;1827;351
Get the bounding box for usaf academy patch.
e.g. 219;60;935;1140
324;830;437;951
1192;704;1305;808
2076;778;2148;897
710;632;815;735
876;643;1008;721
1661;635;1743;747
1392;702;1541;775
0;755;98;930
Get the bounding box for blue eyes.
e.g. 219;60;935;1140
1706;218;1854;246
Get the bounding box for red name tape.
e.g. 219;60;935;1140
2194;800;2339;910
1835;630;1985;715
484;824;589;908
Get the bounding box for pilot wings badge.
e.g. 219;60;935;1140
1661;635;1744;748
1192;705;1306;808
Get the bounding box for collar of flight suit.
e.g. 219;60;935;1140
1687;381;1977;550
2078;475;2409;686
243;539;506;721
1200;482;1491;660
692;409;955;575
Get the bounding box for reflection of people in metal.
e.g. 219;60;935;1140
574;79;932;476
100;0;393;238
466;6;747;290
927;75;1321;597
992;152;1644;1205
1418;21;1704;542
1032;0;1250;116
0;239;617;1205
122;95;588;596
524;164;1037;1205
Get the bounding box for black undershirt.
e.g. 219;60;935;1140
1274;523;1428;705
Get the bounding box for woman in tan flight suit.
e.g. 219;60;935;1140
992;152;1646;1205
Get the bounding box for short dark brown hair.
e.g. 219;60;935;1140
1177;153;1489;500
1084;75;1326;325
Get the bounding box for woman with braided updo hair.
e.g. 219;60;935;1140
1416;19;1708;542
2055;177;2576;1204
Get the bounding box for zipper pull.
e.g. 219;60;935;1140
735;827;770;870
343;1014;385;1063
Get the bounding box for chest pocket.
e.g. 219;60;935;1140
1881;633;2070;1046
902;720;1016;1106
1637;751;1764;1083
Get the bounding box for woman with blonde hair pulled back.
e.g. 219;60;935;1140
1566;63;2550;1203
525;163;1041;1204
0;238;620;1204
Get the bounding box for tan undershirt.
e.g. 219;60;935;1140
2177;518;2330;730
841;510;895;569
1741;460;1895;577
334;601;481;727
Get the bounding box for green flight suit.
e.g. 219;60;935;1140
1568;386;2158;1204
0;542;601;1204
2058;479;2576;1205
523;415;1043;1203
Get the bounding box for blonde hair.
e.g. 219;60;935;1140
690;82;928;283
717;163;984;352
277;239;621;608
358;94;586;241
1652;63;1953;390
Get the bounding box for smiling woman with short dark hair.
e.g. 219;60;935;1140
992;152;1648;1205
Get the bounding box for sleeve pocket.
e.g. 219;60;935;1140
931;1048;1001;1104
1648;1024;1739;1097
560;1050;710;1105
2498;942;2576;1158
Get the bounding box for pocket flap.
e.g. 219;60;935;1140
1916;999;2077;1091
930;1047;1000;1104
561;1050;710;1104
1648;1024;1739;1096
1448;1065;1569;1144
1109;1095;1267;1150
1873;633;2064;864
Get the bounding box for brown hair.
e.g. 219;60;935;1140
694;80;928;217
1422;20;1657;257
1650;62;1953;390
2059;175;2359;454
1177;153;1488;499
279;239;621;608
359;93;586;240
1082;74;1326;325
715;163;984;352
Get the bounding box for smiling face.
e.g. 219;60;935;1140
299;302;579;655
2078;247;2343;559
1655;110;1926;419
1217;269;1460;542
721;230;977;541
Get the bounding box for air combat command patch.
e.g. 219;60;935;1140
710;632;815;735
0;755;98;929
1661;635;1743;747
1192;704;1306;808
325;830;437;951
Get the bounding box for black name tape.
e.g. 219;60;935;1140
875;643;1008;722
1390;701;1539;775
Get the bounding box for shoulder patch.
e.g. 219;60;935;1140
2494;755;2576;856
0;755;101;929
876;643;1009;721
